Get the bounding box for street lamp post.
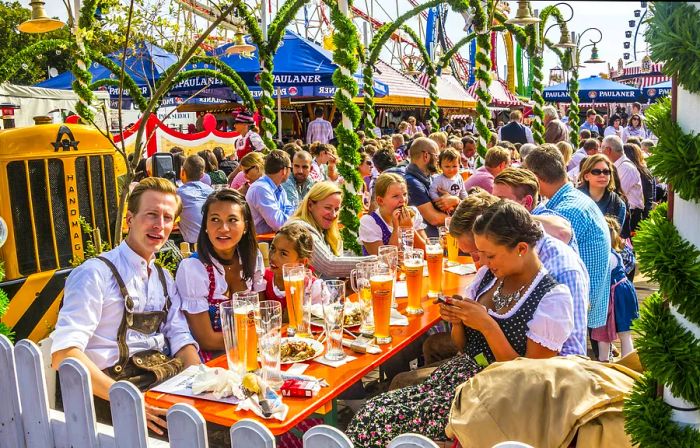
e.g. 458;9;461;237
566;27;604;147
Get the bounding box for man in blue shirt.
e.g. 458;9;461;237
246;150;293;234
404;137;460;238
524;144;611;358
176;154;214;243
579;109;599;135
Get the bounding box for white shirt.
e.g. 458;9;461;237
429;173;468;201
359;206;425;244
175;251;266;314
466;266;574;352
604;126;623;138
568;147;588;172
51;242;198;370
614;154;644;210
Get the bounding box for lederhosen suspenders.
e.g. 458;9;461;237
96;256;183;388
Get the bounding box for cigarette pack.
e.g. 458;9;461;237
280;379;321;398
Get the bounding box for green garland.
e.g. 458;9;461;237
327;0;363;255
633;202;700;325
624;374;700;448
88;49;149;112
470;0;492;157
646;3;700;95
633;292;700;405
568;68;580;147
0;39;70;82
644;97;700;202
361;51;376;138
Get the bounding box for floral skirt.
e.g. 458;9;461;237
346;353;483;447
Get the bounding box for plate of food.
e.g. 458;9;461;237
280;337;324;364
309;302;363;330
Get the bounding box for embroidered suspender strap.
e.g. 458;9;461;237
154;264;172;314
206;264;217;303
96;256;132;373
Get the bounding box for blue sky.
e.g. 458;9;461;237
42;1;650;81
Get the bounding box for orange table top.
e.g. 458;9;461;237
145;260;476;434
256;233;276;242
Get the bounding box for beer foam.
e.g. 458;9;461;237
370;274;394;282
404;259;424;268
426;246;442;255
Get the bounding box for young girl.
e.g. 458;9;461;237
429;148;468;202
591;216;639;361
360;172;427;256
263;221;315;307
175;189;265;362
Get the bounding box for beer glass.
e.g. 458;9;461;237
297;268;314;338
378;245;399;308
370;264;394;344
219;300;240;375
232;291;260;373
399;227;415;252
444;217;459;266
257;301;283;389
425;237;444;298
283;263;305;336
404;248;425;315
321;280;347;361
350;261;376;336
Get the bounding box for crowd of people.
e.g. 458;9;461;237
50;101;660;444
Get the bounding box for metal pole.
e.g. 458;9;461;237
261;0;268;41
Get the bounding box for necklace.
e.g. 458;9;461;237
492;270;540;312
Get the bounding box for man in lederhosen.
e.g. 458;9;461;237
51;177;200;435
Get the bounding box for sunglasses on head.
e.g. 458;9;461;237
590;168;611;176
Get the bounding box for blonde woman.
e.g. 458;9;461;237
229;151;264;195
287;181;374;278
556;141;574;168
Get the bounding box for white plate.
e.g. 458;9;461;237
280;337;324;364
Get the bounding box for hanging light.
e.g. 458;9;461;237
554;28;577;49
405;61;419;77
225;32;256;56
506;0;540;26
18;0;65;33
584;44;605;64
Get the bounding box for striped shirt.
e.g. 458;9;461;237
306;118;334;144
535;233;590;356
545;183;611;329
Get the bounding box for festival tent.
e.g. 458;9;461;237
543;75;642;102
435;74;477;109
644;80;671;100
170;29;388;102
357;60;429;107
466;78;523;108
35;41;177;99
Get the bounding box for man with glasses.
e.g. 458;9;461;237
282;150;315;210
246;150;294;234
405;137;460;237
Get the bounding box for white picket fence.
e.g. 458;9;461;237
0;335;447;448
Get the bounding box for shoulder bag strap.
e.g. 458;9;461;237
95;256;131;373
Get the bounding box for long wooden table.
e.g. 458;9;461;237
145;260;476;434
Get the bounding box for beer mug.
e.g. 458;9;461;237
232;291;260;373
403;248;425;315
444;217;459;266
350;261;376;336
425;237;444;298
370;264;394;344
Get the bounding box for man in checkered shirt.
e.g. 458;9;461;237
306;106;334;144
524;144;611;358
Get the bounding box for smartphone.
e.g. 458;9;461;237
435;294;464;305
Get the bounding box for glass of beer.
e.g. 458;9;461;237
444;217;459;266
378;245;399;308
257;300;283;389
400;227;415;252
370;264;395;344
321;280;347;361
219;300;240;374
425;237;444;298
404;248;425;314
232;291;260;373
283;263;305;336
350;261;376;336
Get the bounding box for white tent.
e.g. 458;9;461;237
0;83;110;129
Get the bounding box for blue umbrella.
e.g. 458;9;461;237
644;80;671;99
543;75;642;102
170;29;388;100
36;41;177;98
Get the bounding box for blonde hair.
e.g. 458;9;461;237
556;141;574;166
484;146;511;168
374;172;406;198
429;132;448;148
239;151;264;170
605;215;625;252
128;177;182;217
292;181;343;255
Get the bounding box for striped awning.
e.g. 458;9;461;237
466;78;523;107
610;62;669;89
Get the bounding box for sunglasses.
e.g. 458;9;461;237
244;165;258;174
590;168;611;176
